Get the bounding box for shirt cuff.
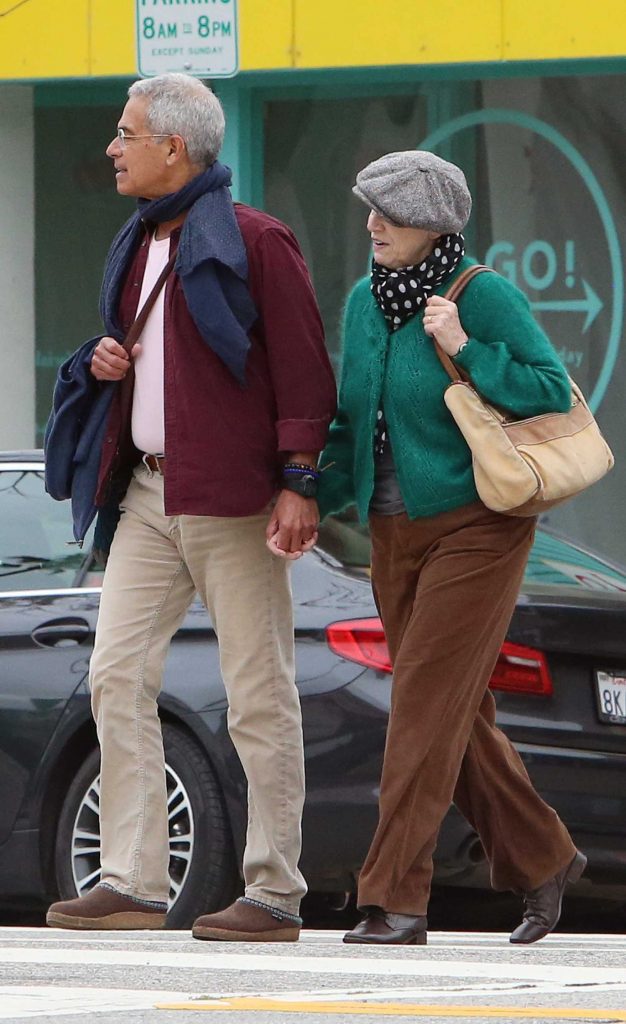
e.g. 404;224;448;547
276;416;332;453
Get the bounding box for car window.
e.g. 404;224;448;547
525;528;626;595
0;467;90;592
318;509;626;596
317;508;371;571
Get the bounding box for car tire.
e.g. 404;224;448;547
54;723;240;929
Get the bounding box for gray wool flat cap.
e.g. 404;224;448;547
353;150;472;233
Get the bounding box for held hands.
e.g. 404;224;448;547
266;490;319;560
423;296;469;357
90;337;142;381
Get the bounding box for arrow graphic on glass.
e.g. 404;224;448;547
530;280;603;333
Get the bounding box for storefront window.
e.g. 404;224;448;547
442;75;626;565
34;98;131;442
263;92;429;367
264;74;626;564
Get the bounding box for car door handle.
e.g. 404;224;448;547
31;617;91;649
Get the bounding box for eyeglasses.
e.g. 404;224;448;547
115;128;170;150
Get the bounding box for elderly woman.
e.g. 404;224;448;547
318;151;585;946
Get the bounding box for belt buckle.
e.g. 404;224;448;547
142;453;164;475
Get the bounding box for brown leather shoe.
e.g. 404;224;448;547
343;907;428;945
192;897;301;942
46;885;167;930
509;850;587;944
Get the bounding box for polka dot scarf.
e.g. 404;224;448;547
370;232;465;457
370;233;465;330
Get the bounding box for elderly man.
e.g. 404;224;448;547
46;73;336;941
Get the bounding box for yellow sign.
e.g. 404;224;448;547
1;0;625;80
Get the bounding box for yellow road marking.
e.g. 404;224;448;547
155;997;626;1019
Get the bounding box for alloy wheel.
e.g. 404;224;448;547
69;763;195;907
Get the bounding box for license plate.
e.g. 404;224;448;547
595;670;626;724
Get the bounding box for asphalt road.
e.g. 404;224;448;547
1;926;626;1023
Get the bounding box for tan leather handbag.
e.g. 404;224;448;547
436;266;615;516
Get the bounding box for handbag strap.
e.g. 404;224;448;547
434;264;493;382
113;248;177;457
121;249;177;355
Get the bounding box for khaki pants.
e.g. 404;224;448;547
358;501;576;916
89;464;306;915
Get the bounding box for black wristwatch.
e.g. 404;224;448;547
282;472;318;498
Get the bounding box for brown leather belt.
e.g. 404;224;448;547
142;453;166;475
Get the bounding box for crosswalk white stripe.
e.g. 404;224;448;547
1;978;625;1020
0;987;189;1020
218;980;626;1000
3;932;626;1019
0;945;622;986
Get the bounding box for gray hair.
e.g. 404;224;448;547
128;73;225;168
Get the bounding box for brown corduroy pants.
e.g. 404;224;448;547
358;501;576;916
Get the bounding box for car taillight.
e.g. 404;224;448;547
325;618;392;673
326;619;552;696
489;641;553;696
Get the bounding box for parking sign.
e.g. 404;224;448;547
136;0;239;79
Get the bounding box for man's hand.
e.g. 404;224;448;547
91;337;141;381
266;490;319;560
423;295;468;356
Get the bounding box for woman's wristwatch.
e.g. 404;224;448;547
455;338;470;356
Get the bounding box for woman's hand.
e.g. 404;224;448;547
423;296;468;356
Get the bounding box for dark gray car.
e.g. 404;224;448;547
2;451;626;927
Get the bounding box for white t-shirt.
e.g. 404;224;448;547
131;232;170;455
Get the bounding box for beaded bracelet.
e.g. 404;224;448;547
283;462;320;478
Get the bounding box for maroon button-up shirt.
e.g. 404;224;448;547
96;203;336;517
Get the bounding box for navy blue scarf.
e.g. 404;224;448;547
99;162;257;384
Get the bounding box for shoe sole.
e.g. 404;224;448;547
192;925;300;942
46;911;166;930
509;850;588;945
343;932;427;946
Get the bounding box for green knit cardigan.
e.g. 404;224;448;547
317;258;571;522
